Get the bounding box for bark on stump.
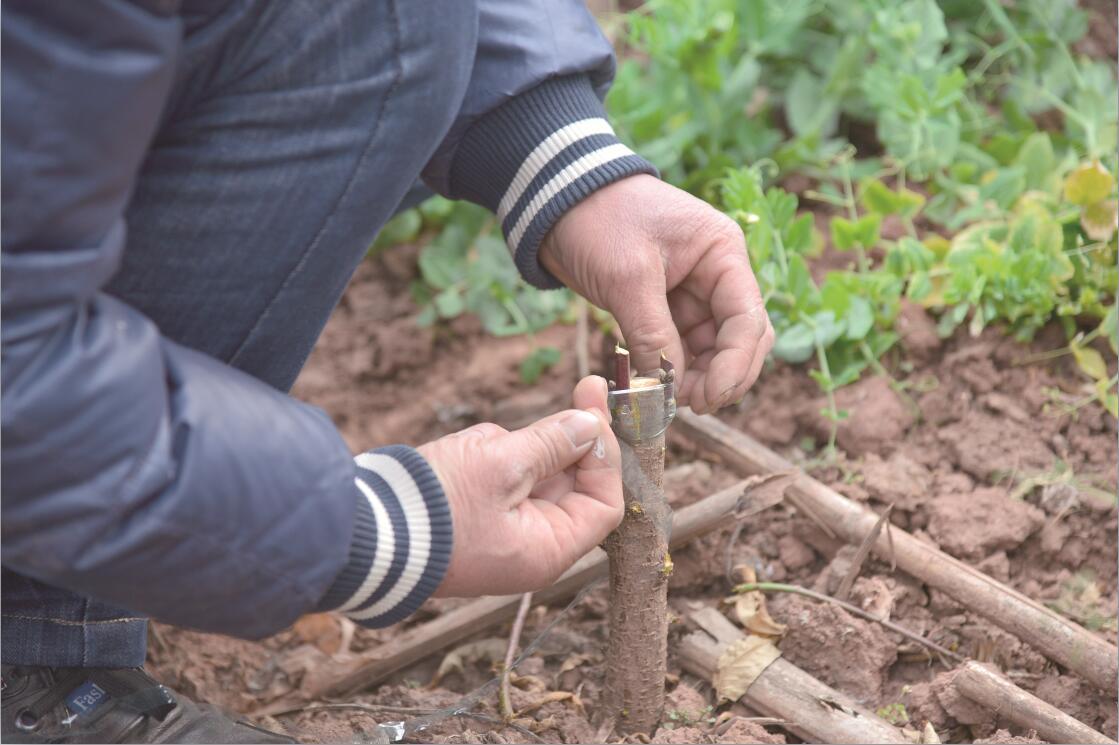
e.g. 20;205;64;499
604;362;675;735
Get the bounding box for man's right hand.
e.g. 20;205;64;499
419;376;623;597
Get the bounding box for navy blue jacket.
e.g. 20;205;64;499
1;0;655;636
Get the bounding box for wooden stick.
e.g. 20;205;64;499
953;661;1112;744
310;478;762;699
674;409;1119;695
679;607;910;744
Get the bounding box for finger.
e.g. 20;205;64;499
679;349;715;412
668;287;714;340
740;322;774;395
530;470;576;503
496;407;603;489
572;375;609;419
528;481;622;569
680;232;770;409
683;319;717;360
611;267;686;377
572;375;622;475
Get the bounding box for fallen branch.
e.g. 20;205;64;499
733;581;964;664
953;661;1113;745
310;477;774;699
675;409;1119;695
679;607;910;744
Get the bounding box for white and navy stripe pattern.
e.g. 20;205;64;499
450;74;657;288
315;445;451;628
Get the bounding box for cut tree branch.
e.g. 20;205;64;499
603;348;674;734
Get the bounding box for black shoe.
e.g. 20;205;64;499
1;665;294;743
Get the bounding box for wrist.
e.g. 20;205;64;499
449;74;657;289
316;445;452;628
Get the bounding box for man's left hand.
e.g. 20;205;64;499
540;174;774;414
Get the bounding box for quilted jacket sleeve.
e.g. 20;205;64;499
0;0;450;638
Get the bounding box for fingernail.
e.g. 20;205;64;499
559;410;601;448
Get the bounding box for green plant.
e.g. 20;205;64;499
409;201;573;337
876;702;910;726
378;0;1117;418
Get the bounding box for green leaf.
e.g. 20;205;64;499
831;217;858;251
810;311;845;347
832;214;882;251
786;69;837;137
860;180;925;217
845;296;874;340
773;323;815;363
372;209;422;250
1071;337;1109;382
1102;306;1118;356
418;195;456;224
1064;162;1116;206
1014;133;1055;193
520;346;562;384
433;288;465;319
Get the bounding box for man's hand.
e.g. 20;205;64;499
540;175;774;414
420;376;622;597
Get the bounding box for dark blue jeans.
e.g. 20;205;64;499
2;0;474;668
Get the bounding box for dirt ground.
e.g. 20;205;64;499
144;236;1118;744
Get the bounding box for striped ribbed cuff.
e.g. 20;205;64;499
450;74;658;289
315;445;452;628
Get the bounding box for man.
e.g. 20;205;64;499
1;0;774;741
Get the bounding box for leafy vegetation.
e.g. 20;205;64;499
377;0;1117;420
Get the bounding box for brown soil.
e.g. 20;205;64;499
146;243;1118;744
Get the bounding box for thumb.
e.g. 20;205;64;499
497;409;603;488
611;282;686;377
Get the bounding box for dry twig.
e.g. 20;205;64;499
499;592;533;719
835;504;893;600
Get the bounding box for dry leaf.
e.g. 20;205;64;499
921;721;941;744
1082;199;1118;241
292;613;343;656
713;636;781;702
517;690;584;717
429;638;507;687
558;651;600;675
728;566;786;637
511;673;548;693
737;472;795;517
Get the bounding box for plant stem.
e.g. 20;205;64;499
813;339;840;459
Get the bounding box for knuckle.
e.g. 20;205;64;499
624;319;672;354
703;211;747;250
454;422;506;442
762;321;776;348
